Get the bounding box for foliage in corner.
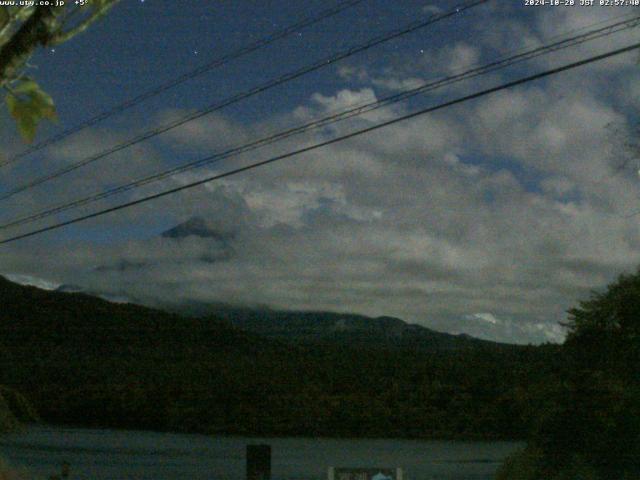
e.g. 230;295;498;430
497;268;640;479
5;77;56;142
0;1;119;142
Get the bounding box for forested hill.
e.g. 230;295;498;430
0;275;279;355
0;275;561;439
171;303;505;350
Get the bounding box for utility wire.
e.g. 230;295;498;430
1;41;638;246
2;0;367;165
1;15;638;231
0;0;489;194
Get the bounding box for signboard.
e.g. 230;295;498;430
328;467;403;480
246;445;271;480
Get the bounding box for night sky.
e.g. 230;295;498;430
1;0;639;344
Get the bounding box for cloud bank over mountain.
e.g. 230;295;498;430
1;3;639;344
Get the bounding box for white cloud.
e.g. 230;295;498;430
445;43;481;75
4;274;60;291
371;76;425;93
471;313;499;325
464;312;565;344
421;5;442;16
1;5;639;345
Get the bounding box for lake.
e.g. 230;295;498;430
0;426;521;480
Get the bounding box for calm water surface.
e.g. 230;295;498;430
0;426;521;480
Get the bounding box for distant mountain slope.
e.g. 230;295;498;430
0;275;297;431
173;303;505;350
0;275;560;439
50;273;501;351
0;275;281;357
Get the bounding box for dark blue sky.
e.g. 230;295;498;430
28;1;500;134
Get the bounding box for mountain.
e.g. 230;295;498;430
0;275;274;355
90;217;235;275
172;303;503;351
0;275;560;439
54;282;143;305
53;215;501;351
161;216;232;241
0;275;292;431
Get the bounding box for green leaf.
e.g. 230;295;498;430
5;78;57;142
0;8;9;29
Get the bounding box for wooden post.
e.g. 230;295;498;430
246;444;271;480
61;461;70;479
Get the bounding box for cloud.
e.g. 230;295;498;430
1;4;639;345
337;65;370;83
371;76;425;93
421;5;443;16
444;43;481;76
464;312;565;344
471;312;499;325
4;274;60;291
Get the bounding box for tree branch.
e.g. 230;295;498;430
0;6;58;86
0;7;35;50
49;1;119;46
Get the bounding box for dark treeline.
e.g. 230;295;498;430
496;269;640;480
0;275;562;440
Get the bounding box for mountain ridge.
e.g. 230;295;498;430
5;272;504;349
0;274;556;439
168;301;505;350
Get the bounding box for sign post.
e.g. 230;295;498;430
328;467;403;480
246;444;271;480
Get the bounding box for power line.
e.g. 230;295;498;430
0;0;489;196
2;0;367;165
1;41;638;246
2;15;638;231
